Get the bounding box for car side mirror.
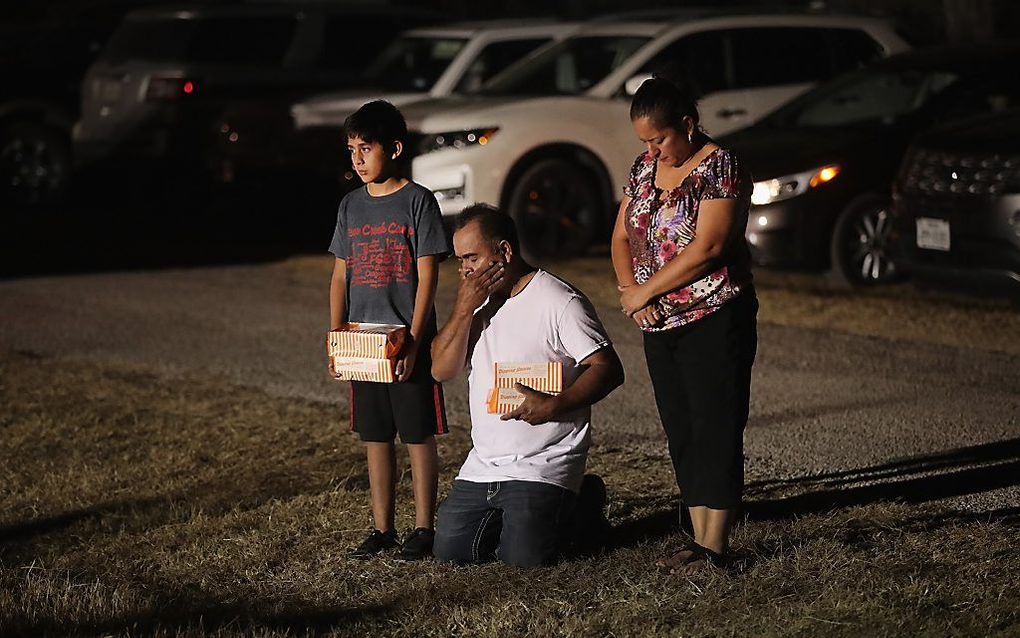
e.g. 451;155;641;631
624;73;654;97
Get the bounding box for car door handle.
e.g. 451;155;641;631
717;107;747;118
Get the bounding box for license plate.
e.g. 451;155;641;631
916;217;950;251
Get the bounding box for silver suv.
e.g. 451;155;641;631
73;3;438;171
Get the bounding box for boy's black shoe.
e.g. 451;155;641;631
350;529;399;559
398;527;435;561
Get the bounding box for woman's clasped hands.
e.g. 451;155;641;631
618;283;662;330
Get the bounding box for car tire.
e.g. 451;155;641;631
830;195;900;286
0;121;71;209
505;158;603;262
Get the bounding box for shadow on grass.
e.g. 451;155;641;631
608;494;686;550
745;437;1020;521
0;497;169;545
609;438;1020;551
4;598;393;637
0;456;357;565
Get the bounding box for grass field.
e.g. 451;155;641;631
2;350;1018;637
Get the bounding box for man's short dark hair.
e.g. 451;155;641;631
344;100;407;153
454;204;520;253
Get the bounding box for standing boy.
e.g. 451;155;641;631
328;100;450;561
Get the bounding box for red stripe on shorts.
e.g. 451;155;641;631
348;383;356;433
433;383;447;434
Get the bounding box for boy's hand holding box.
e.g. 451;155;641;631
487;362;563;414
328;323;407;383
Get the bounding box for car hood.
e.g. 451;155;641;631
401;94;584;132
913;109;1020;154
721;125;889;181
292;90;428;129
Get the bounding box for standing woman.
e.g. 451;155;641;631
611;75;757;572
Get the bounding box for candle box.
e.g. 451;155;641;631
327;323;407;383
487;362;563;414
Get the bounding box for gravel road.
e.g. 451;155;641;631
2;256;1017;514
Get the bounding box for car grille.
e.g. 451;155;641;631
900;148;1020;197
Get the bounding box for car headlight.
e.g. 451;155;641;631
751;164;841;206
419;127;499;155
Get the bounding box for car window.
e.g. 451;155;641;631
635;30;729;96
826;28;885;74
102;17;194;62
481;35;650;96
454;38;551;93
791;70;959;126
364;36;468;90
102;16;296;65
316;14;415;72
923;75;1020;122
188;16;296;65
729;27;832;89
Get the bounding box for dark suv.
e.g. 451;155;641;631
892;109;1020;299
73;3;438;176
722;44;1020;285
1;4;135;208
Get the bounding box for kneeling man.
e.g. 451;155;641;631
431;205;624;567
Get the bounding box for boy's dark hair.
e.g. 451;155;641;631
344;100;408;154
454;204;520;254
629;68;701;132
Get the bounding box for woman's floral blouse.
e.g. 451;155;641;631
623;145;754;332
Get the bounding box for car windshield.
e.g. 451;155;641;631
365;36;469;91
768;69;961;128
101;15;296;65
479;35;649;96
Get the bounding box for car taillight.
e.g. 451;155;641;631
145;77;199;101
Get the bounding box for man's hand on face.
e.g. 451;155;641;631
454;260;505;315
500;382;560;425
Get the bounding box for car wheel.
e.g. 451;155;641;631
506;158;602;262
830;196;899;286
0;121;71;208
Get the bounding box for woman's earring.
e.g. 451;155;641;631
688;131;693;144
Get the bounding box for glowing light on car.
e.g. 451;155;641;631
810;165;840;187
752;164;842;205
419;128;500;154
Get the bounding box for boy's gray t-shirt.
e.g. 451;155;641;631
329;182;450;328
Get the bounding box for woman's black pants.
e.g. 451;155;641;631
642;291;758;509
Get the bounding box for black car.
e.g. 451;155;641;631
720;44;1020;285
891;109;1020;298
73;3;440;180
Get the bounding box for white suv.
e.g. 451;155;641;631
406;15;908;258
292;20;581;130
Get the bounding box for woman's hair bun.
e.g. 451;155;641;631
630;63;701;130
651;63;700;101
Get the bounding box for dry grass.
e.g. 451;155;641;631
2;351;1018;637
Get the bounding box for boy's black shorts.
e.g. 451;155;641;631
348;358;448;444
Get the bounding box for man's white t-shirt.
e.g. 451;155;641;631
456;269;612;493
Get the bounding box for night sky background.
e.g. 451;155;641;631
4;0;1019;48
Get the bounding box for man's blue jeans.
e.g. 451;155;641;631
433;479;576;568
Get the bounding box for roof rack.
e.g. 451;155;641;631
588;5;821;23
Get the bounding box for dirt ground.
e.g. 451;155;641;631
1;254;1018;636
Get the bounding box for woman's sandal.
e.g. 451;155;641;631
656;542;726;574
